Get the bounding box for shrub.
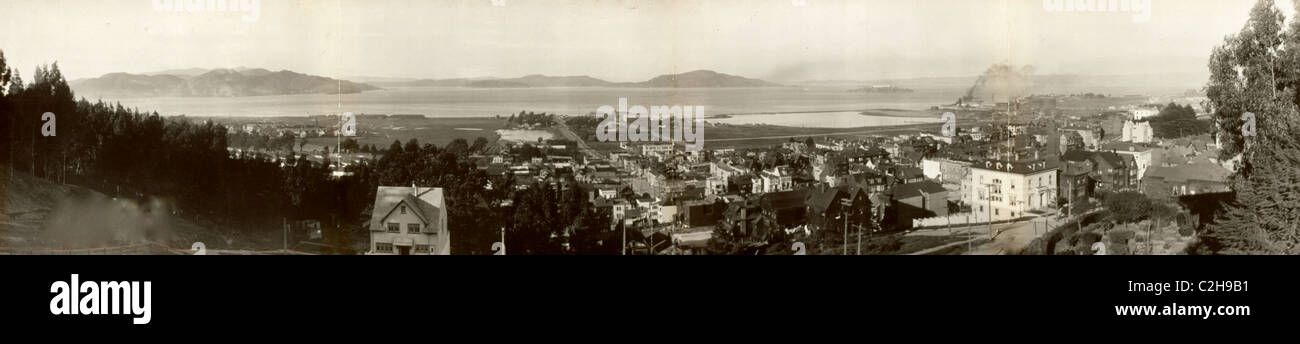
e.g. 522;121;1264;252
1109;229;1135;243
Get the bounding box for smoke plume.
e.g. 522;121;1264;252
963;64;1036;103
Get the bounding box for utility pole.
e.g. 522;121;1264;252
966;212;974;254
837;197;857;253
856;222;862;255
841;198;852;256
647;221;653;256
983;184;994;240
947;210;952;235
336;80;342;174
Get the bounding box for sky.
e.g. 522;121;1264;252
0;0;1294;82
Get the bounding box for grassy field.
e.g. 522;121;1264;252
304;117;506;150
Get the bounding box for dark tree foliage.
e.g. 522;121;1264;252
1197;0;1300;254
340;137;360;153
569;207;618;255
1099;191;1152;226
506;111;554;127
0;52;638;254
1147;102;1212;138
0;54;365;245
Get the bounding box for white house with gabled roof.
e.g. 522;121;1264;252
368;185;449;255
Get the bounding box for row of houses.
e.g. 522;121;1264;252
361;103;1233;254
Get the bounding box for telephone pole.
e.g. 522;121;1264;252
841;198;853;255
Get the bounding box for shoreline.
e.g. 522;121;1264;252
709;107;937;119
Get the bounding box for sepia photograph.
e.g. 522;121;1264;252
9;0;1300;331
3;0;1298;257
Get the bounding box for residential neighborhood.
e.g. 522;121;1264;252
370;96;1233;255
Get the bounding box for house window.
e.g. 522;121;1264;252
376;242;393;253
414;244;429;253
408;223;421;234
387;223;399;232
400;205;407;214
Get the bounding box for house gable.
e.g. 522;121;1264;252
377;198;430;230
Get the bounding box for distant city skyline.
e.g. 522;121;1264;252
1;0;1292;82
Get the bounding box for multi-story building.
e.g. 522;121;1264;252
1061;150;1136;192
1058;156;1093;207
1121;120;1153;143
1100;142;1156;180
368;186;450;255
967;160;1058;221
1059;131;1084;154
759;166;794;193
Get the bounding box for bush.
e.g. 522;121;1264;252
1109;243;1130;255
862;235;904;254
1109;229;1135;243
1073;232;1104;255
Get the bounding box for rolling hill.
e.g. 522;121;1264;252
71;68;381;98
379;70;784;88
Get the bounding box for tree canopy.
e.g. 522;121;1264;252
1197;0;1300;254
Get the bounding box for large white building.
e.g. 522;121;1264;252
368;186;450;255
966;160;1058;222
759;166;794;193
1121;120;1153;143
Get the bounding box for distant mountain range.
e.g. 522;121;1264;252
71;68;784;98
374;70;786;88
72;68;381;98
